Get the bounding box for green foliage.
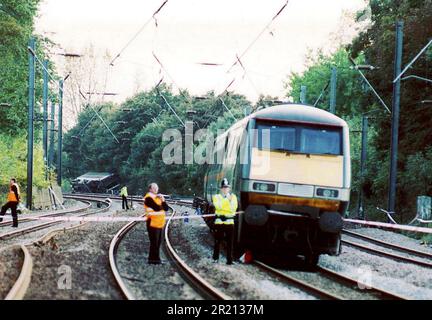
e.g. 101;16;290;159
285;48;370;117
63;86;251;196
0;134;48;202
0;0;55;200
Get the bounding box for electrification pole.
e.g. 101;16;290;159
26;37;36;209
357;116;368;219
330;67;337;114
57;80;63;186
388;21;404;219
42;60;49;179
49;100;56;170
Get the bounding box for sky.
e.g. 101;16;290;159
35;0;367;126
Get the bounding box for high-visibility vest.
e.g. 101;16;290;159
144;192;166;229
120;187;128;197
212;193;238;225
7;183;20;203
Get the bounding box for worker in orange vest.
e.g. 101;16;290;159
0;178;20;227
144;183;168;264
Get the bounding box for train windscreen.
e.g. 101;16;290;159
255;122;342;155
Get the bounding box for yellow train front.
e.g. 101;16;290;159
204;104;351;266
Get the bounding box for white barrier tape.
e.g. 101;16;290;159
0;213;219;223
417;218;432;224
344;218;432;234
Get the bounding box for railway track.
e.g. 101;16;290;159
169;201;414;300
0;200;91;228
2;195;113;300
341;236;432;269
164;207;231;300
0;197;111;242
343;229;432;260
109;205;230;300
108;215;141;300
3;245;33;300
253;260;408;300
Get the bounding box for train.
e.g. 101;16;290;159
202;104;351;266
71;172;120;194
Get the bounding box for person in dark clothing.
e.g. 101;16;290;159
144;183;169;264
0;178;21;227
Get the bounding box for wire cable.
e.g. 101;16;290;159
227;0;289;73
109;0;169;67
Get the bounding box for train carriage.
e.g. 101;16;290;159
203;104;351;266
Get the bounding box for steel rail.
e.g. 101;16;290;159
343;229;432;260
317;266;409;300
253;260;342;300
4;245;33;300
0;201;91;227
164;207;232;300
2;196;111;301
342;238;432;268
172;201;410;300
108;218;141;300
0;198;110;240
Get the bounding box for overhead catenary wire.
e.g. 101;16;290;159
348;56;391;114
227;0;290;73
394;38;432;83
235;55;262;98
313;80;330;107
158;92;185;127
78;89;120;143
109;0;169;67
219;98;237;121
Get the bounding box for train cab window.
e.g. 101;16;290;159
255;124;296;151
300;128;341;155
255;122;342;156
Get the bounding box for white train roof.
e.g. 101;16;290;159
252;104;348;127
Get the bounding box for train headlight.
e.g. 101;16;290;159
317;188;339;198
253;182;276;192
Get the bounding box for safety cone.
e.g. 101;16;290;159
240;250;253;264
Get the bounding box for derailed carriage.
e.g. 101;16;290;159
203;104;351;266
71;172;120;194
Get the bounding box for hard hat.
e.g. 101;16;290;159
220;178;231;188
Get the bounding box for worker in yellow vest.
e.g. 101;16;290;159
0;178;20;227
212;178;238;265
120;185;129;210
144;183;168;264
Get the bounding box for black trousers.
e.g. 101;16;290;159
213;224;234;264
0;201;18;227
122;195;129;210
147;223;163;262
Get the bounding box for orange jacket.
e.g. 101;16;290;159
7;184;20;203
144;192;166;229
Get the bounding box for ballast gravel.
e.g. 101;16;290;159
24;202;138;299
0;246;23;299
115;221;201;300
168;205;317;300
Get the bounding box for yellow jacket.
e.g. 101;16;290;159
212;193;238;225
120;187;128;197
